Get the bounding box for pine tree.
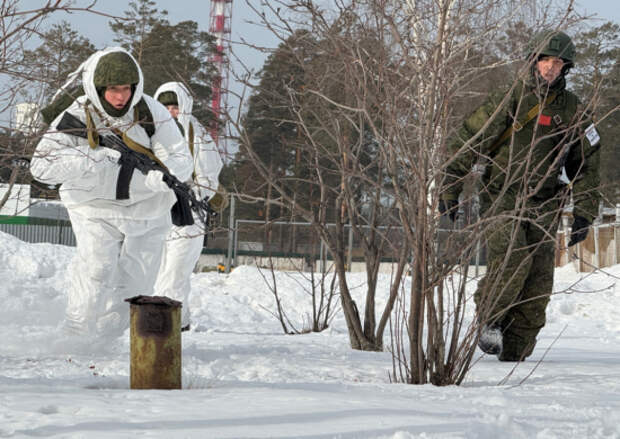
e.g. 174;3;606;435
573;22;620;204
19;21;95;102
139;20;218;124
109;0;218;126
109;0;168;64
233;30;310;220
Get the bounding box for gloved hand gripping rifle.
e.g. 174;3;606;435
55;111;215;227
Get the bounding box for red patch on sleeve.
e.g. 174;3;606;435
538;114;552;126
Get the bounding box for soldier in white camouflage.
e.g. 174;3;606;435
153;82;225;331
30;48;193;339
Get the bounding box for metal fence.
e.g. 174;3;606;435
3;201;620;274
226;219;411;271
0;215;76;246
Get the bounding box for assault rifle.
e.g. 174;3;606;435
55;111;215;227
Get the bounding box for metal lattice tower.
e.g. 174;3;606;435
208;0;232;157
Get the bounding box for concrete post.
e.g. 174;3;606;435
125;295;182;390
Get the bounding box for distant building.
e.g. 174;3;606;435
14;103;42;135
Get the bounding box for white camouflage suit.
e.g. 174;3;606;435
153;82;223;328
30;48;193;337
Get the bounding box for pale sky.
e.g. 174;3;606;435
576;0;620;23
18;1;620;70
9;0;620;123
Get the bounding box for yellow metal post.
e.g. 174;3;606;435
125;295;182;389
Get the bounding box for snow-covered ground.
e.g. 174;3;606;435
1;230;619;438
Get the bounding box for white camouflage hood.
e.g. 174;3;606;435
154;82;193;134
52;47;144;118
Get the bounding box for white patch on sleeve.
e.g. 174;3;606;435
585;124;600;146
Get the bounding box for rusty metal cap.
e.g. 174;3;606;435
124;295;182;307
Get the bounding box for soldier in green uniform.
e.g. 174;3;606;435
440;30;601;361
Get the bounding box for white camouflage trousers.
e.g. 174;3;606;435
64;210;171;337
153;221;204;327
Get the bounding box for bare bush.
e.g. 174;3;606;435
230;0;609;386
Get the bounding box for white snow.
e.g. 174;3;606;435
1;230;620;438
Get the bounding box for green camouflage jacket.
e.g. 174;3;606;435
443;76;601;222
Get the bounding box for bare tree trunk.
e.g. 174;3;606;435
376;240;410;348
0;167;20;210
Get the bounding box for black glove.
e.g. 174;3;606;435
439;199;459;222
170;193;194;226
568;215;591;247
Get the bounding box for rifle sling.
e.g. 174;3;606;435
488;92;557;155
85;106;100;150
116;160;133;200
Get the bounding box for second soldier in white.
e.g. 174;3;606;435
153;82;224;331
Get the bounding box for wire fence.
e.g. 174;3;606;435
2;198;620;274
0;215;76;246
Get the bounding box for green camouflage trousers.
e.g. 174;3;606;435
474;198;561;361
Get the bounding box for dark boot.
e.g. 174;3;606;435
499;333;535;362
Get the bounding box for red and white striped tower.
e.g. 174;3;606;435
208;0;232;157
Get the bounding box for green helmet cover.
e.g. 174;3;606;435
93;51;140;87
527;30;576;67
157;91;178;106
